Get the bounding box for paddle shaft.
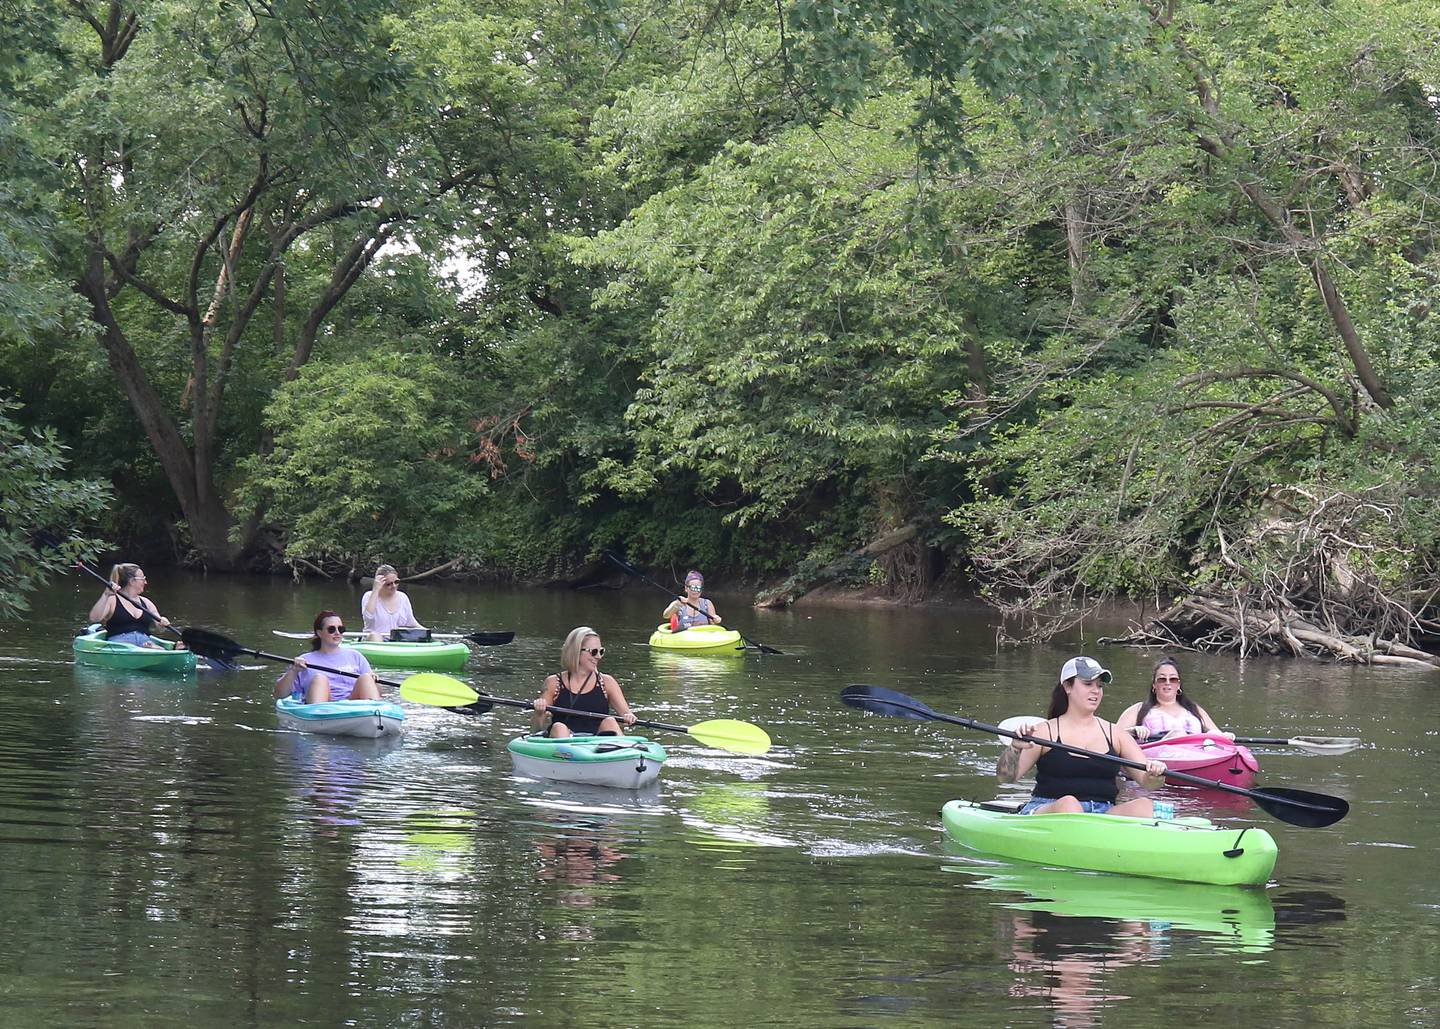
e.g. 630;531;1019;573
603;552;780;654
221;641;410;691
955;712;1339;811
475;690;689;733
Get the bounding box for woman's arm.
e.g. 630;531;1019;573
275;655;307;698
1197;706;1230;737
705;600;721;624
139;596;170;628
996;722;1048;781
603;675;636;727
533;674;560;728
87;592;116;624
397;592;425;630
1114;726;1166;786
1114;702;1150;739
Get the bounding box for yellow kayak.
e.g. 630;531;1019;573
647;623;745;654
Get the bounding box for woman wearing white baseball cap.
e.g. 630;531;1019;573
997;655;1167;816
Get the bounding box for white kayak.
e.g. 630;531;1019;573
275;697;405;738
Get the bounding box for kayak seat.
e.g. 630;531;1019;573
980;799;1027;814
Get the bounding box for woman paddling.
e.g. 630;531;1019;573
1114;658;1231;742
361;564;427;642
532;626;636;738
998;656;1167;816
86;563;176;648
275;611;382;704
662;570;721;630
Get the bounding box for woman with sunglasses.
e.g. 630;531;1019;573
1114;658;1231;742
360;563;427;642
662;570;722;630
532;626;636;738
998;656;1167;816
86;563;176;648
274;610;382;704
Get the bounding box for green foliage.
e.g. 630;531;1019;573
235;351;490;568
0;397;110;618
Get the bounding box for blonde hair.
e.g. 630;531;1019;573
375;563;398;581
560;625;601;677
110;563;143;589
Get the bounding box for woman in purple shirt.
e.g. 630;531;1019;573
274;610;382;703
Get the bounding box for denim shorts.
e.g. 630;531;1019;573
1020;797;1114;815
107;630;154;647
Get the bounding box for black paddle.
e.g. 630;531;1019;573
440;630;515;646
178;625;474;705
602;551;783;655
839;684;1349;829
73;559;239;670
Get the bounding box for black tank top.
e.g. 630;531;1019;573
105;594;155;637
550;671;611;735
1032;719;1120;803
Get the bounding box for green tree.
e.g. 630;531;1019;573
0;398;111;618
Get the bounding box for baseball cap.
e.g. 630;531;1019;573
1060;656;1112;684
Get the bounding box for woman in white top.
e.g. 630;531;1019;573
360;564;427;641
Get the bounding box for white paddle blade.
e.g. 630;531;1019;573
996;716;1044;743
1290;736;1362;756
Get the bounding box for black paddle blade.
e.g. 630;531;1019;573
181;627;253;663
1250;787;1349;828
444;700;495;717
465;631;515;646
840;684;936;721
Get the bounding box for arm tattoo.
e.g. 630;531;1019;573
996;747;1019;781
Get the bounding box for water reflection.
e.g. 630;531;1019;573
277;731;404;831
1003;908;1146;1027
953;861;1275;955
535;831;627;910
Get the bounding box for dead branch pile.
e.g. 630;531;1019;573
1103;485;1440;669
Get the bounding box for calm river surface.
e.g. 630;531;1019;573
1;572;1434;1026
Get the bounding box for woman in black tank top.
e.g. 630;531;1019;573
996;655;1168;817
86;563;175;648
532;626;637;737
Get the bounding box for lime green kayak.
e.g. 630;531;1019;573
507;733;667;788
647;623;744;654
342;638;469;671
951;862;1275;953
73;629;197;674
941;800;1277;887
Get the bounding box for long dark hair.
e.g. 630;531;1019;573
1045;681;1071;719
1133;657;1203;727
310;610;343;651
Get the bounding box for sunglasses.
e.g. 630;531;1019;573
583;647;606;658
322;624;346;634
686;582;703;590
1155;676;1181;683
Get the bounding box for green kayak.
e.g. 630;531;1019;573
941;800;1277;887
647;624;744;654
342;638;469;671
73;628;198;674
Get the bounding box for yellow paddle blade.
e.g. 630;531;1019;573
688;718;771;755
400;672;478;707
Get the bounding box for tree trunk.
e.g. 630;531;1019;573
78;251;241;569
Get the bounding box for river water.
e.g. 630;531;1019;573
0;572;1433;1026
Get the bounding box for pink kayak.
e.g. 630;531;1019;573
1140;733;1260;788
